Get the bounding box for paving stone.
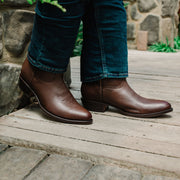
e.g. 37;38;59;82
142;175;180;180
25;154;93;180
0;144;8;153
82;165;142;180
0;146;47;180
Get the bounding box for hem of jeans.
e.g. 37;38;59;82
27;54;67;73
81;73;128;83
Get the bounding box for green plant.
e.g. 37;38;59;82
174;36;180;50
72;22;83;57
123;2;129;8
149;38;176;53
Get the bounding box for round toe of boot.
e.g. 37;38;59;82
145;100;173;118
159;101;173;114
71;109;93;125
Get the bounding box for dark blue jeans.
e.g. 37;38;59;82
28;0;128;82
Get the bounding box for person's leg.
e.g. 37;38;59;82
20;0;92;124
81;0;128;82
81;0;173;117
28;0;84;73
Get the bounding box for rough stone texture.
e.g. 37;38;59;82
140;15;160;44
0;63;29;116
82;165;142;180
142;175;180;180
125;0;179;47
0;15;3;58
4;10;34;57
0;5;72;116
137;31;148;51
0;0;30;6
131;4;142;21
162;0;179;17
0;147;47;180
26;154;93;180
127;23;135;40
0;144;8;153
161;18;173;44
138;0;157;12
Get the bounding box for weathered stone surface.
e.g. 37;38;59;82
161;18;173;44
127;23;135;40
0;63;29;116
126;0;136;2
0;42;3;58
0;144;8;153
0;15;3;58
142;175;179;180
0;0;30;6
131;4;142;21
0;147;47;180
82;165;142;180
162;0;179;17
138;0;157;12
26;154;92;180
4;10;34;57
137;31;148;51
140;15;160;44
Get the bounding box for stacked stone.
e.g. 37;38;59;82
0;1;35;116
126;0;180;48
0;1;71;116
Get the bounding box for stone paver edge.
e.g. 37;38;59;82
0;135;180;179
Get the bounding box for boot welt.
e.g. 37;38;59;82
81;98;173;118
19;76;92;125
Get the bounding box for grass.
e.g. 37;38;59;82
149;37;180;53
174;36;180;50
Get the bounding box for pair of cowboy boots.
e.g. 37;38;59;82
19;58;172;124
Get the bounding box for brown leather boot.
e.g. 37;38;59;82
81;78;173;118
19;58;92;124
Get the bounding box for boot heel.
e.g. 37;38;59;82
19;76;34;97
81;98;108;112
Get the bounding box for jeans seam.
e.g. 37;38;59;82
82;73;128;82
94;6;108;74
36;14;46;63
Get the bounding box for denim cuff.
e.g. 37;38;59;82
27;54;67;73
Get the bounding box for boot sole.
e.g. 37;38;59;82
19;76;92;125
81;98;173;118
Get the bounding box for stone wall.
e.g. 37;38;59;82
0;1;70;116
0;2;35;116
125;0;180;48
